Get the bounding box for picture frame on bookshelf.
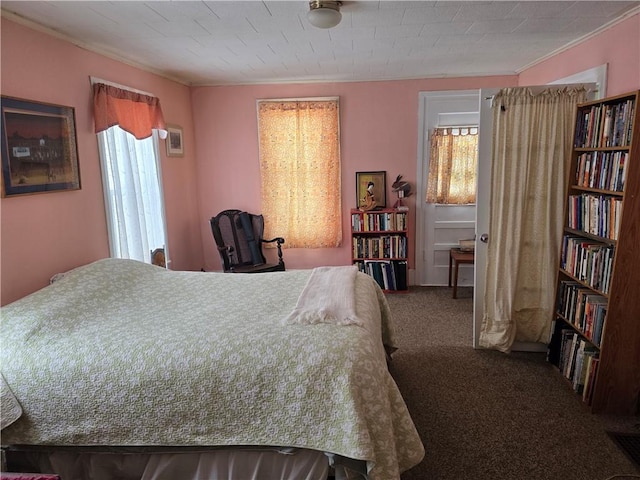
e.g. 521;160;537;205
356;171;386;210
1;96;81;197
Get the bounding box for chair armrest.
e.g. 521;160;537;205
261;237;285;267
262;237;285;246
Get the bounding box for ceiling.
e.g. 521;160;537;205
2;1;639;86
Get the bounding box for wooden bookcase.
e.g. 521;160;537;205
350;208;408;292
547;90;640;415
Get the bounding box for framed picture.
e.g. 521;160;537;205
1;96;80;197
166;124;184;157
356;171;386;210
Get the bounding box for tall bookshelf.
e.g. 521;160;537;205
351;208;408;292
547;90;640;415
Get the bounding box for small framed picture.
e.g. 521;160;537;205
356;171;386;210
166;124;184;157
1;96;81;197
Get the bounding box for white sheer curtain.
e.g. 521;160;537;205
479;86;587;353
97;127;167;263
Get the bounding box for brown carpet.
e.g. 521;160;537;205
385;286;640;480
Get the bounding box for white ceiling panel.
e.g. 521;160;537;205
402;4;462;24
1;0;638;86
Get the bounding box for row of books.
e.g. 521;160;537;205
557;330;600;405
556;280;607;346
575;150;628;192
560;235;614;294
355;260;408;291
567;193;622;240
351;211;407;232
352;235;407;260
574;98;635;148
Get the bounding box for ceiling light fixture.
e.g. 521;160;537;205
307;1;342;29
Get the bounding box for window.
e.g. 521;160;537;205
257;98;341;248
97;127;168;263
92;80;169;265
426;127;478;204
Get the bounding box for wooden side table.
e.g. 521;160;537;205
449;248;475;299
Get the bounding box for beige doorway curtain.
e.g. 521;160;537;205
479;86;587;353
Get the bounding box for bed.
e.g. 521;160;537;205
1;259;424;479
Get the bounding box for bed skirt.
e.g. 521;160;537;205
4;446;368;480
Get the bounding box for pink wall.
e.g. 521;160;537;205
0;18;202;305
192;76;517;272
519;13;640;96
2;13;637;304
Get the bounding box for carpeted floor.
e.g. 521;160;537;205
385;286;640;480
608;433;640;469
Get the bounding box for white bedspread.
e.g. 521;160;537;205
1;259;424;479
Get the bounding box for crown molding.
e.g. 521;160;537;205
517;5;640;73
1;9;192;87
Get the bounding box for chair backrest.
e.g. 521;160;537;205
210;209;267;271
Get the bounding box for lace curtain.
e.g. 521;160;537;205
257;99;342;248
426;127;478;204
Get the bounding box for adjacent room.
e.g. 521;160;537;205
1;1;640;479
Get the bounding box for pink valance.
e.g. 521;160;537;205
93;83;167;139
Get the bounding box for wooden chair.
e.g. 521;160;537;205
210;209;285;273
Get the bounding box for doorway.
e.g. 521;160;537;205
415;90;479;287
417;81;599;351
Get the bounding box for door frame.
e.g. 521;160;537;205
472;89;498;348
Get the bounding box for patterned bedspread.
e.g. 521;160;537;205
1;259;424;479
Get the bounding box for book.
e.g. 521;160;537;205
582;357;600;405
558;331;573;375
564;333;579;380
572;339;586;391
393;260;408;291
572;341;597;393
580;350;598;395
